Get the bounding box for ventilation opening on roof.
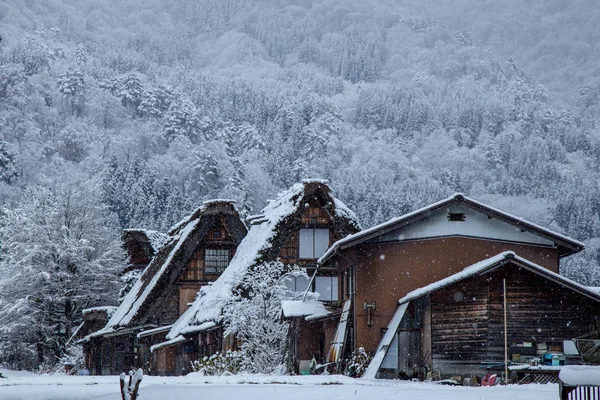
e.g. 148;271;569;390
448;213;466;222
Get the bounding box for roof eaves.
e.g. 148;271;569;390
320;193;584;263
319;195;459;263
460;196;584;256
398;252;600;306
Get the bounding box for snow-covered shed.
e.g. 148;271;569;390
159;180;360;372
82;200;247;375
365;252;600;379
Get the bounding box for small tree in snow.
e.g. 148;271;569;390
55;343;85;375
222;261;307;374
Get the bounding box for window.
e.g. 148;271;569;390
285;275;311;293
315;276;338;301
204;249;230;274
447;213;466;222
299;229;329;259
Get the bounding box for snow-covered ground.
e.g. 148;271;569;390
0;372;559;400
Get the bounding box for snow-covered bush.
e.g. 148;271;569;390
0;338;37;372
191;350;242;376
55;344;85;375
345;347;372;378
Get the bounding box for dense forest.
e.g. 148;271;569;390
1;0;600;367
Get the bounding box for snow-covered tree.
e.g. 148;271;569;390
163;98;210;142
222;262;308;374
0;178;125;368
0;141;19;184
57;68;85;116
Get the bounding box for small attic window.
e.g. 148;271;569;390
448;213;466;222
212;230;222;238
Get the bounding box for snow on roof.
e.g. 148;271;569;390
166;180;356;341
333;197;361;231
320;193;584;263
86;200;245;341
301;178;329;184
66;322;85;345
167;200;241;236
559;366;600;386
109;220;198;331
122;229;169;253
166;184;305;340
137;325;173;338
281;300;330;319
398;252;600;305
150;335;187;353
82;306;118;317
143;230;169;252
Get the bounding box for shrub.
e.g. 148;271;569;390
345;347;372;378
191;351;242;376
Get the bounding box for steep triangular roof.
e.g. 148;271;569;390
165;180;360;341
86;200;246;339
321;193;584;263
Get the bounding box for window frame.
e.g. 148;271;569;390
298;228;330;259
314;275;339;302
204;248;230;274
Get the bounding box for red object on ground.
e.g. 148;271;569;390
481;374;497;386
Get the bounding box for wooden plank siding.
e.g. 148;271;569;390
430;278;490;371
429;265;600;376
353;237;560;357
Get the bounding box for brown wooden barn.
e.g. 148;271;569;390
158;180;360;373
366;252;600;378
81;200;247;375
317;193;587;378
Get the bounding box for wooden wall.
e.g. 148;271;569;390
294;318;338;363
429;265;600;375
352;237;560;355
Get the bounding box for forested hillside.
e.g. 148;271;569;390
1;0;600;366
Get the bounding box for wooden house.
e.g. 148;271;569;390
81;200;247;375
159;180;360;373
365;252;600;378
317;193;587;378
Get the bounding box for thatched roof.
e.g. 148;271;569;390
85;200;247;340
165;180;360;341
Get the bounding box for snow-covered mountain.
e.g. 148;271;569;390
1;1;599;368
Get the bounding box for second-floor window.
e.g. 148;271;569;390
204;249;230;274
315;276;338;301
299;228;329;259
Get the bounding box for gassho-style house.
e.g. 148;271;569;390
78;183;600;379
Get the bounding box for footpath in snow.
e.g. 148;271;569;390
0;371;559;400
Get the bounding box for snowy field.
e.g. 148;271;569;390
0;370;559;400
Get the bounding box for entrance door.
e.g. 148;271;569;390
398;329;421;378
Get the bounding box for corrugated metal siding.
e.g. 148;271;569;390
370;205;554;247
